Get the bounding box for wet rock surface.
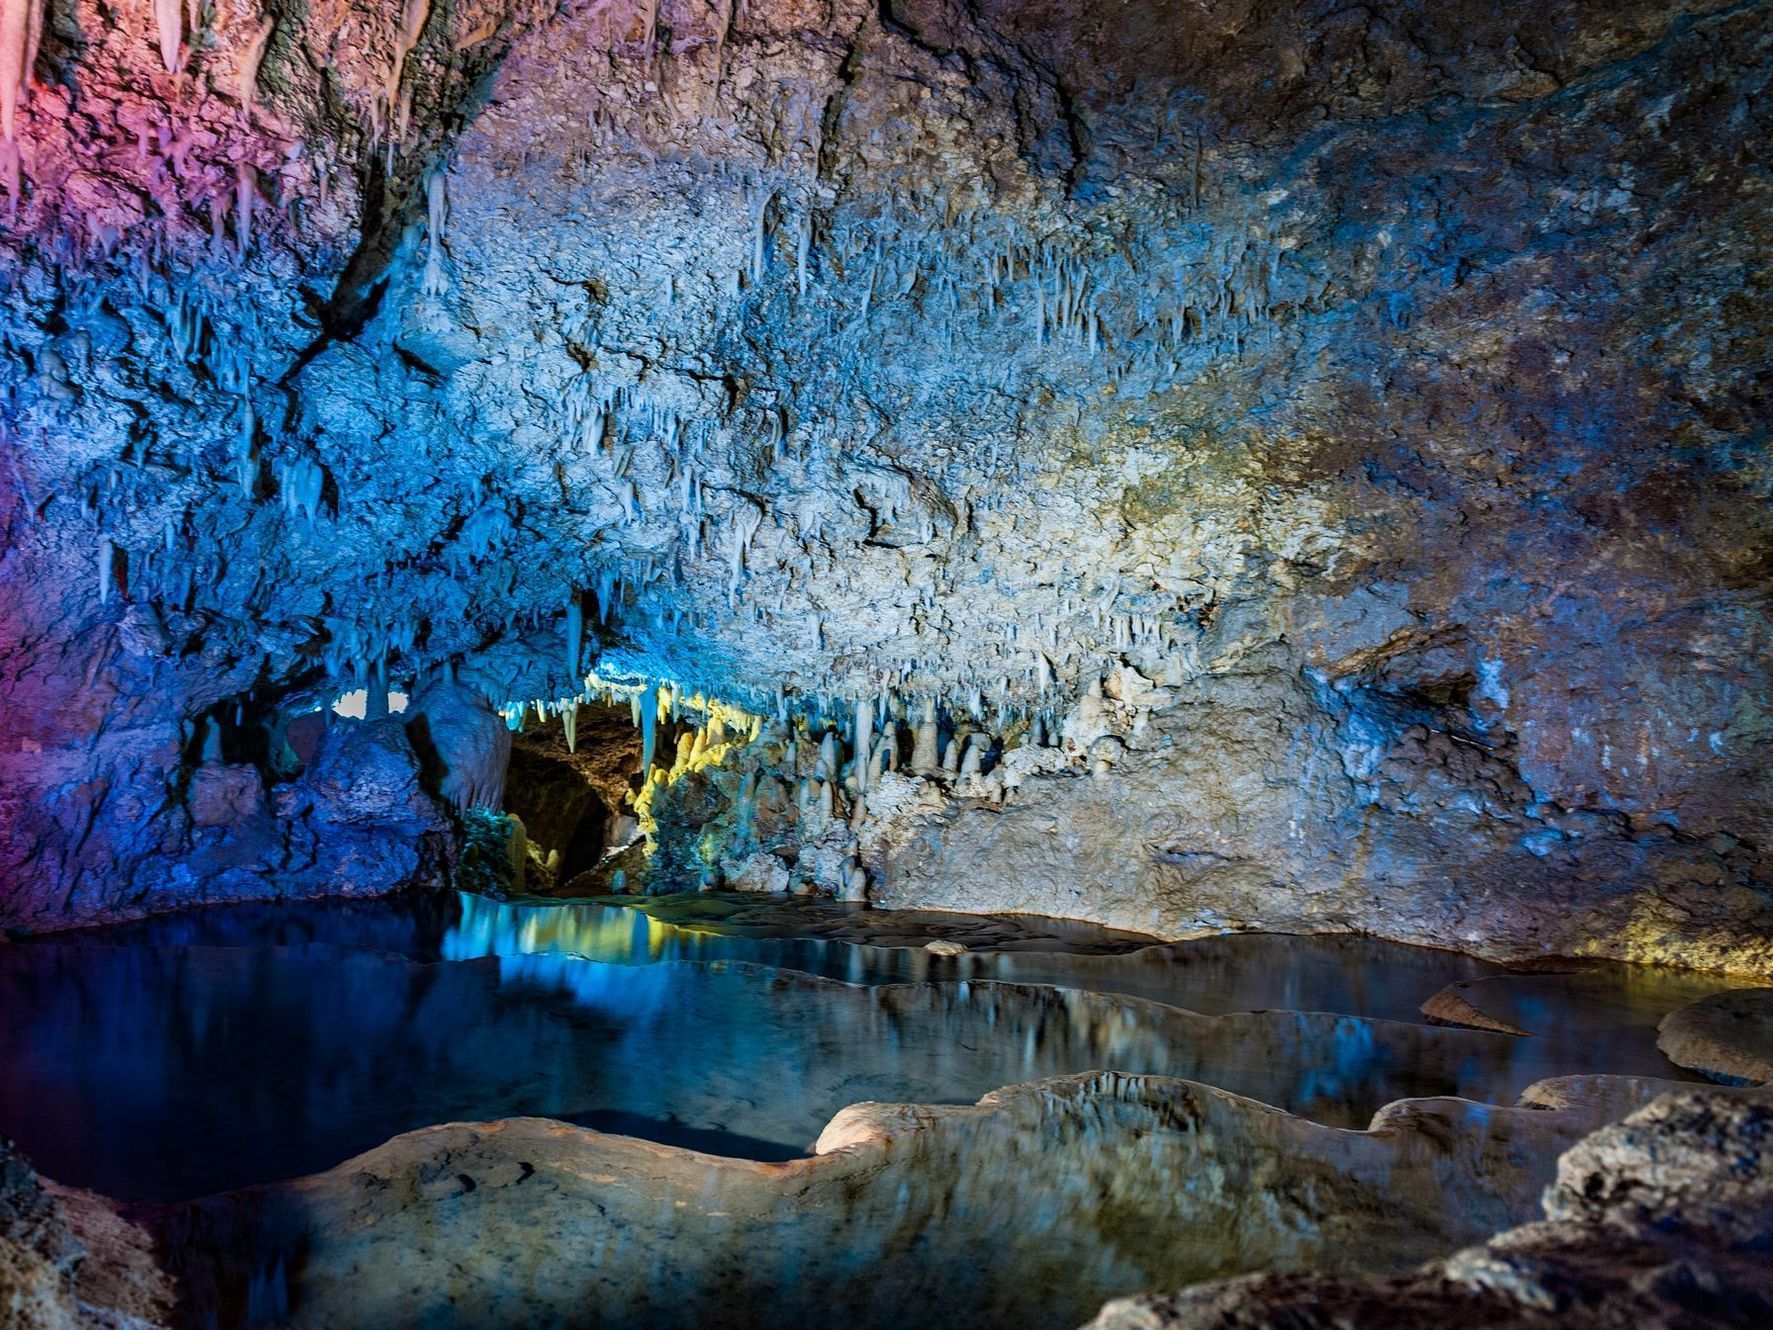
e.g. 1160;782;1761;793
1419;966;1766;1046
1083;1088;1773;1330
1657;988;1773;1085
581;889;1162;952
0;889;1763;1328
154;1073;1661;1330
0;1133;83;1330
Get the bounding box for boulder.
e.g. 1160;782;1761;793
1657;989;1773;1085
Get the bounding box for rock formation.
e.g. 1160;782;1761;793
0;1134;171;1329
0;0;1769;966
1085;1087;1773;1329
1658;988;1773;1085
153;1072;1673;1330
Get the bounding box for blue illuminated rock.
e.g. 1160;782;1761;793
0;0;1766;974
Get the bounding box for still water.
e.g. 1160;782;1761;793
0;890;1734;1202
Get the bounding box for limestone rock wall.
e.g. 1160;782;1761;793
0;0;1768;958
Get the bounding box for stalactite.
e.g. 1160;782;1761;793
237;17;276;112
421;170;448;297
384;0;432;138
795;213;811;296
564;594;583;682
749;187;773;283
152;0;181;73
640;680;660;773
235;163;257;255
0;0;43;142
236;397;257;491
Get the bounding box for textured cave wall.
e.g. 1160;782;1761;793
0;0;1769;962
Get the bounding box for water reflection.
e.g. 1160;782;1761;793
0;892;1735;1203
66;890;1508;1020
440;894;1505;1024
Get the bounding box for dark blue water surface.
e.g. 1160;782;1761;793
0;891;1736;1203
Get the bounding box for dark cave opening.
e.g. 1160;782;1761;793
500;703;647;888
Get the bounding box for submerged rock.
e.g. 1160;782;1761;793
1420;985;1534;1038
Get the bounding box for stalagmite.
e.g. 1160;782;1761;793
959;732;985;778
562;700;578;754
364;669;391;721
733;771;756;847
853;697;872;793
199;717;224;764
153;0;181;73
912;698;940;774
839;855;866;901
506;813;527;887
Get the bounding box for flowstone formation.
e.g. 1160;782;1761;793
153;1073;1670;1330
1;0;1770;968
